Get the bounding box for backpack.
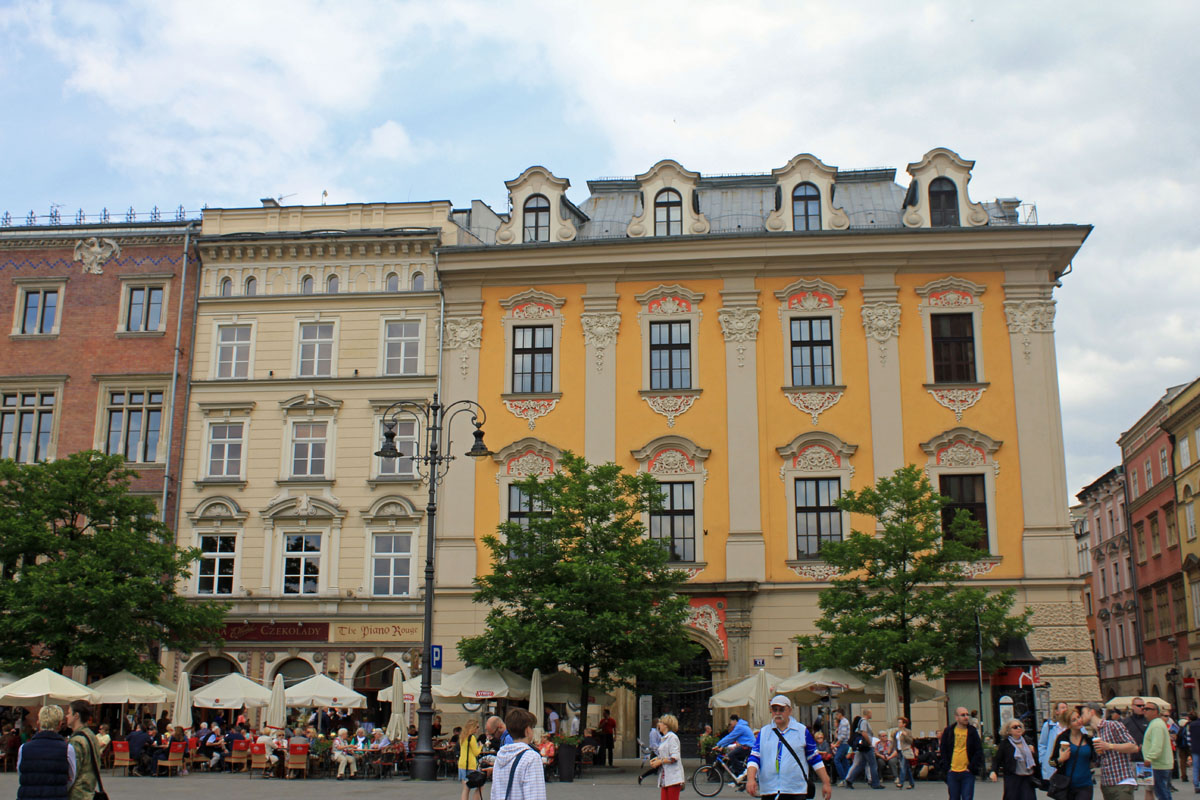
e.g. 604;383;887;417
848;717;868;751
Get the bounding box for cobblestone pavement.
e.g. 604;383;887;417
0;761;1006;800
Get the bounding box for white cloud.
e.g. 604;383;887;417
363;120;422;163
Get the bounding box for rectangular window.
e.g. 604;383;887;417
1191;580;1200;632
1127;556;1134;584
377;419;416;478
1103;628;1113;661
1131;469;1140;498
20;289;58;334
1157;588;1171;635
1135;522;1146;562
384;320;421;376
207;423;243;478
1181;437;1193;469
650;481;696;562
298;323;334;377
1150;514;1161;555
1175;581;1188;629
1186;503;1197;542
197;534;236;595
1117;623;1126;658
1084;588;1092;615
1112;563;1120;593
794;477;842;558
1143;592;1157;637
507;485;548;530
939;473;989;551
1161;448;1170;480
0;391;55;462
790;317;834;387
291;422;327;477
126;286;164;331
216;325;252;379
105;390;164;462
1166;505;1178;547
930;313;976;383
1099;568;1107;597
372;533;412;596
282;533;321;595
1145;460;1153;489
649;321;692;390
511;325;553;393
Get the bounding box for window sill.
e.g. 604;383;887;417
275;478;335;486
783;384;846;393
923;381;990;390
9;333;58;341
367;476;423;488
125;460;165;469
115;330;166;338
500;391;563;401
638;388;701;398
194;478;247;489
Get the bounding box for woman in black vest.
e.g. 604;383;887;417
17;705;72;800
988;718;1040;800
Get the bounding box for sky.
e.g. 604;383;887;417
1;0;1197;499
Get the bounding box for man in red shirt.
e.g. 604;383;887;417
598;709;617;767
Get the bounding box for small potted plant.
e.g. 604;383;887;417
551;732;581;782
699;734;719;764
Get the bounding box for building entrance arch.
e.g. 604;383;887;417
189;655;240;690
273;657;316;688
636;643;716;758
354;658;402;727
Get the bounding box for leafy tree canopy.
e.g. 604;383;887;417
0;451;227;680
795;464;1030;716
458;451;698;723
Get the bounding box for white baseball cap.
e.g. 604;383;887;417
770;695;793;708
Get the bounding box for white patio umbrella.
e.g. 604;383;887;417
775;668;868;704
378;674;426;705
385;668;408;741
0;668;98;706
265;674;287;730
192;673;272;709
529;668;545;739
540;671;615;706
883;670;902;725
1107;696;1171;711
749;669;775;729
88;670;171;704
284;673;366;708
435;665;530;702
172;671;193;730
710;669;788;717
848;675;945;704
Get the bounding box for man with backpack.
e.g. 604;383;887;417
843;709;883;789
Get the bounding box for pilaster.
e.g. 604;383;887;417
582;283;620;465
860;274;903;482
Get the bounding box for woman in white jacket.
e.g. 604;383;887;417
650;714;685;800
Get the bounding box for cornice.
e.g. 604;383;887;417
0;233;189;251
200;236;438;265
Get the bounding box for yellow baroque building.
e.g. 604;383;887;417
435;150;1098;745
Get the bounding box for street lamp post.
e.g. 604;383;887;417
375;393;491;781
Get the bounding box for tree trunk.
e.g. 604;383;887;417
578;661;591;739
901;666;912;721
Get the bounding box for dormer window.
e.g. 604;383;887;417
523;195;550;243
654;189;683;236
300;275;314;295
930;177;959;227
792;183;821;231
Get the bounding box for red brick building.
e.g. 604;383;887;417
1120;385;1188;707
0;220;198;524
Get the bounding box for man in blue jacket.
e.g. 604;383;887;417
717;714;757;775
747;695;833;800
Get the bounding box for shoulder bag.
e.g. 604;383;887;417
775;727;818;800
498;745;536;800
80;732;110;800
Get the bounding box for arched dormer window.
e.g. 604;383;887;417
411;273;425;292
523;194;550;243
219;277;232;297
326;274;339;294
300;275;314;295
792;182;821;231
654;189;683;236
385;273;399;292
930;177;959;227
244;276;257;296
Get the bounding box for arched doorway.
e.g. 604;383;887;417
189;656;239;690
637;645;713;757
354;658;401;727
273;658;315;688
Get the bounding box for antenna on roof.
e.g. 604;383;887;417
321;190;328;206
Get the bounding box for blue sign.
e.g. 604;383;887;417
753;658;766;667
432;645;443;669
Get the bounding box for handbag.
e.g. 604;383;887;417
465;769;487;788
1047;769;1071;800
81;732;110;800
775;727;818;800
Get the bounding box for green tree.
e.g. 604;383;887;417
794;464;1031;718
458;451;697;726
0;451;227;680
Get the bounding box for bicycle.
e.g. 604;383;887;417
691;749;747;797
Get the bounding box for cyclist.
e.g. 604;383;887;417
716;714;757;782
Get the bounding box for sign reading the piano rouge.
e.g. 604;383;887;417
329;621;422;644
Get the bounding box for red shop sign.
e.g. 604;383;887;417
221;621;329;642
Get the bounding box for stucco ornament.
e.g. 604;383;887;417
860;302;901;364
508;451;555;478
73;237;121;274
685;604;723;645
580;312;621;372
1004;300;1056;362
504;398;558;430
649;296;692;315
939;440;986;468
643;394;696;427
928;386;986;421
510;302;555;320
793;445;840;472
717;306;760;367
649;448;693;475
784;390;843;425
791;562;840;581
677;566;704;581
956;558;1002;578
443;317;482;376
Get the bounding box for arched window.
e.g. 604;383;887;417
385;273;399;292
244;276;257;296
792;183;821;231
300;275;314;294
523;194;550;243
326;274;339;294
654;189;683;236
219;277;232;297
189;656;238;689
273;658;315;688
411;272;425;292
929;177;959;227
354;658;400;725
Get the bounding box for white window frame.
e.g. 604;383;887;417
205;420;246;480
499;289;565;397
777;432;856;564
775;279;846;390
916;277;987;385
294;317;339;378
280;530;325;596
277;393;340;482
370;530;416;597
94;380;171;464
1185;501;1197;542
196;531;239;596
1191;579;1200;631
289;420;329;479
1181;437;1192;470
920;427;1001;555
1161;447;1170;480
11;277;67;337
1145;459;1153;489
372;414;418;481
212;320;256;380
636;284;704;394
116;274;173;335
379;316;425;377
0;383;62;462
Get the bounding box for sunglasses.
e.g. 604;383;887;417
1011;725;1024;730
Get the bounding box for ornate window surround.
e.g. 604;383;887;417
367;397;425;487
765;153;850;232
919;426;1002;556
917;276;989;420
902;148;990;229
777;431;857;567
185;496;248;597
499;289;565;429
292;313;340;379
491;437;561;529
631;434;711;570
261;492;345;598
626;160;710;238
494;166;579;245
774;278;847;425
636;284;704;426
209;316;258;381
91;374;172;465
360;496;422;599
277;391;342;483
194;400;255;486
115;272;173;337
10;276;68;338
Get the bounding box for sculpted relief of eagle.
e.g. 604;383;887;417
73;237;121;274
